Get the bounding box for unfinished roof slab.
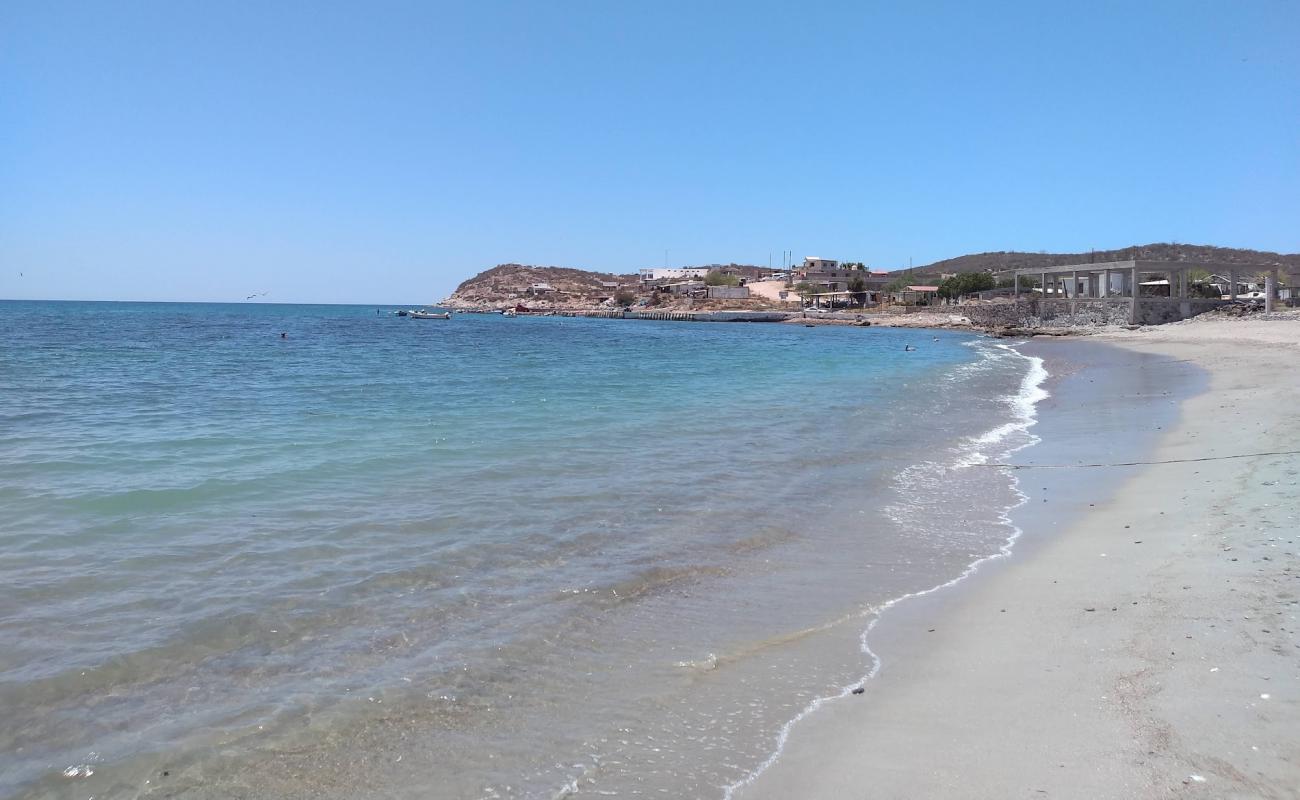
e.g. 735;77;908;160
1010;260;1279;277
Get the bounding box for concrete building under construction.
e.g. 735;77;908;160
1005;260;1290;325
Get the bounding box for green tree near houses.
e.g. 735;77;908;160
847;275;867;306
937;272;996;299
996;275;1039;290
885;271;919;293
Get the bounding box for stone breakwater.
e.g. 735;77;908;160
960;297;1284;330
547;309;794;322
959;299;1128;330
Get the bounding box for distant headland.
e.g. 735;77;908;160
441;243;1298;313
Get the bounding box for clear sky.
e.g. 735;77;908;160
3;0;1298;303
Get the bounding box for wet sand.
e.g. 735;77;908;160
734;319;1300;799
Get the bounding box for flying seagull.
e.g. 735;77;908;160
245;291;269;300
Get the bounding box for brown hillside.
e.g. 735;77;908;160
444;262;769;309
445;264;639;309
900;243;1300;279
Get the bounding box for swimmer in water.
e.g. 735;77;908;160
280;332;287;339
904;344;916;351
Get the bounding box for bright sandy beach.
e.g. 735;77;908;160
735;316;1300;800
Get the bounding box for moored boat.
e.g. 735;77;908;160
410;310;451;319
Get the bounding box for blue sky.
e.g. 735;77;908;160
3;0;1297;303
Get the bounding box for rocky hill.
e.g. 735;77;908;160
442;262;770;310
900;243;1299;280
443;264;639;309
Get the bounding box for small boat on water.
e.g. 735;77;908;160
410;310;451;319
395;309;409;316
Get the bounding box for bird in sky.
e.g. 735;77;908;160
245;291;269;300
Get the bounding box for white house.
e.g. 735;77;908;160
639;267;711;284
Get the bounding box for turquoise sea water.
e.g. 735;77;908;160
0;301;1042;799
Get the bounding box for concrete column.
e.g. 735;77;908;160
1070;270;1079;298
1266;270;1277;313
1101;269;1111;297
1041;272;1048;298
1130;266;1139;324
1013;273;1020;296
1229;270;1237;300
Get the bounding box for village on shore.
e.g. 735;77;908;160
438;247;1298;333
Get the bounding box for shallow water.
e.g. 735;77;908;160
1;302;1044;799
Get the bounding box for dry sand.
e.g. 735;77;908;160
747;279;797;303
734;318;1300;800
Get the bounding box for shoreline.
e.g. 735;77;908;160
732;320;1300;799
445;303;1297;337
719;339;1055;800
443;305;972;329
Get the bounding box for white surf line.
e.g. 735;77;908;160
721;340;1050;800
978;449;1300;469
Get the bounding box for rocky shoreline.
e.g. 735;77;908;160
445;293;1298;341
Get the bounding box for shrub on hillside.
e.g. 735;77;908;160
704;270;740;286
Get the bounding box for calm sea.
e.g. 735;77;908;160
0;301;1045;799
